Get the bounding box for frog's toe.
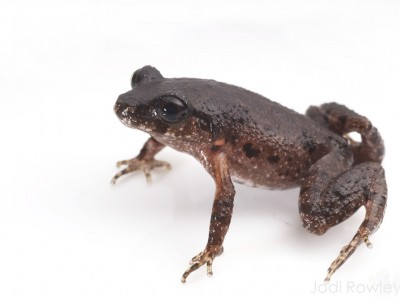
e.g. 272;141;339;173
325;229;372;283
116;159;133;167
111;164;139;184
181;247;224;283
181;251;215;283
111;158;171;184
189;251;204;265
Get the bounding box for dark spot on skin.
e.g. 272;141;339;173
303;139;316;154
211;212;228;223
301;131;318;155
195;111;220;139
211;145;221;151
237;117;245;125
339;115;347;126
267;155;280;164
211;199;234;224
243;143;260;158
199;119;209;132
333;190;346;201
301;131;330;163
210;122;219;140
336;139;348;151
362;187;370;198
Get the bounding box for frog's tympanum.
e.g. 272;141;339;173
112;66;387;283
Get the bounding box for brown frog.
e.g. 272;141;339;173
112;66;387;283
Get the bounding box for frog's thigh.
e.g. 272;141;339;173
306;102;371;134
306;102;384;164
300;160;387;235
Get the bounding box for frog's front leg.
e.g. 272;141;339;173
181;152;235;283
111;137;171;184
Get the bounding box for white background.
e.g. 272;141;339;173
1;0;399;299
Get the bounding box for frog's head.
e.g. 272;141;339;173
114;66;208;145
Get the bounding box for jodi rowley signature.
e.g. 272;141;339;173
311;280;399;295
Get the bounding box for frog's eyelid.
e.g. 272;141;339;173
154;93;191;109
157;91;187;101
130;70;139;88
130;65;163;88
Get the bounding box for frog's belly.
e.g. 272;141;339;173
231;173;299;190
228;153;306;189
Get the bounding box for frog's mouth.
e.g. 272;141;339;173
114;101;157;133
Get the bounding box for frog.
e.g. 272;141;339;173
111;65;387;283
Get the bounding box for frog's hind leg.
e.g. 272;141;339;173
299;154;387;282
306;102;384;164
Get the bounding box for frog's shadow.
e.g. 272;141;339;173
234;185;330;250
166;164;365;254
138;152;365;258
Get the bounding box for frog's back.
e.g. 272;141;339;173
181;79;345;189
150;77;348;189
207;80;328;140
166;78;330;142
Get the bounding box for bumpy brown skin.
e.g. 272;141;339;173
112;66;387;283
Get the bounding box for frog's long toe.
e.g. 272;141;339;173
111;165;139;184
325;229;373;283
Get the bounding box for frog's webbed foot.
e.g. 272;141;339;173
181;246;224;283
111;158;171;184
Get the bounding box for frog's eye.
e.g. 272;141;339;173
156;95;189;123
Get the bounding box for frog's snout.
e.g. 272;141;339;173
114;101;129;117
114;100;137;128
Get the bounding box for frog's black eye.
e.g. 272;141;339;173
156;95;189;123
